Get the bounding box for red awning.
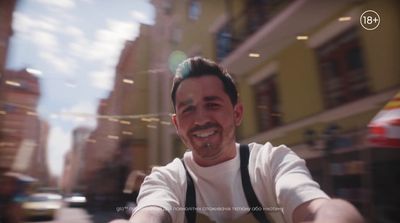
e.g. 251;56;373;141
367;91;400;148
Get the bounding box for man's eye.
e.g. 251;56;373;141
182;107;194;113
207;103;220;109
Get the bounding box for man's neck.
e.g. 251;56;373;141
192;143;237;167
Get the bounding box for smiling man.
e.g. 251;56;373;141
172;75;240;167
129;57;364;223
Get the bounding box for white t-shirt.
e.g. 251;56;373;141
134;142;329;223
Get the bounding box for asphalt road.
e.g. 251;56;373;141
24;206;124;223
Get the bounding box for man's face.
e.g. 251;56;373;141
172;75;243;166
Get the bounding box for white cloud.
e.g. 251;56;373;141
131;11;147;21
70;19;139;62
35;0;76;9
131;10;153;24
59;101;98;129
129;0;155;25
13;13;63;55
39;51;77;75
87;32;121;61
68;39;89;58
106;19;139;40
89;69;115;91
68;19;140;91
12;11;82;77
13;13;60;33
64;26;85;40
47;126;71;176
31;30;59;49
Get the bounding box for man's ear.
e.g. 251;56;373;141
233;102;244;126
171;114;179;130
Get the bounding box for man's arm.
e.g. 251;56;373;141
293;198;364;223
129;206;172;223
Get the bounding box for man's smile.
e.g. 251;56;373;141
192;129;217;138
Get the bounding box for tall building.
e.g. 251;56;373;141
28;120;50;185
0;0;17;78
0;69;49;181
61;127;92;194
80;97;121;197
0;0;18;175
79;35;154;205
113;38;149;171
0;0;50;184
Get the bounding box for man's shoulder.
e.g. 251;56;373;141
248;142;291;154
247;142;297;164
154;157;184;171
148;158;186;181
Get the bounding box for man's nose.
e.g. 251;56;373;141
193;108;211;126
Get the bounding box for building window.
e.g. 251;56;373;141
163;0;173;15
317;28;369;109
188;0;201;21
215;25;233;62
246;0;269;34
169;25;182;45
254;75;281;131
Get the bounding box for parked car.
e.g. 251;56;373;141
64;193;87;207
22;193;62;220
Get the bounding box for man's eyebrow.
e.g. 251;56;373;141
177;98;193;109
204;96;223;102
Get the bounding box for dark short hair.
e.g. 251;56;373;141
171;57;238;109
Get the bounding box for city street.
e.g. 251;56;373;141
24;207;125;223
1;0;399;222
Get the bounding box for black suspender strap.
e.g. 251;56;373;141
239;144;270;223
181;159;197;223
182;144;270;223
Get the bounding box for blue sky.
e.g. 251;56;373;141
6;0;155;177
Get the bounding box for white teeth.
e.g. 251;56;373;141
194;131;215;138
